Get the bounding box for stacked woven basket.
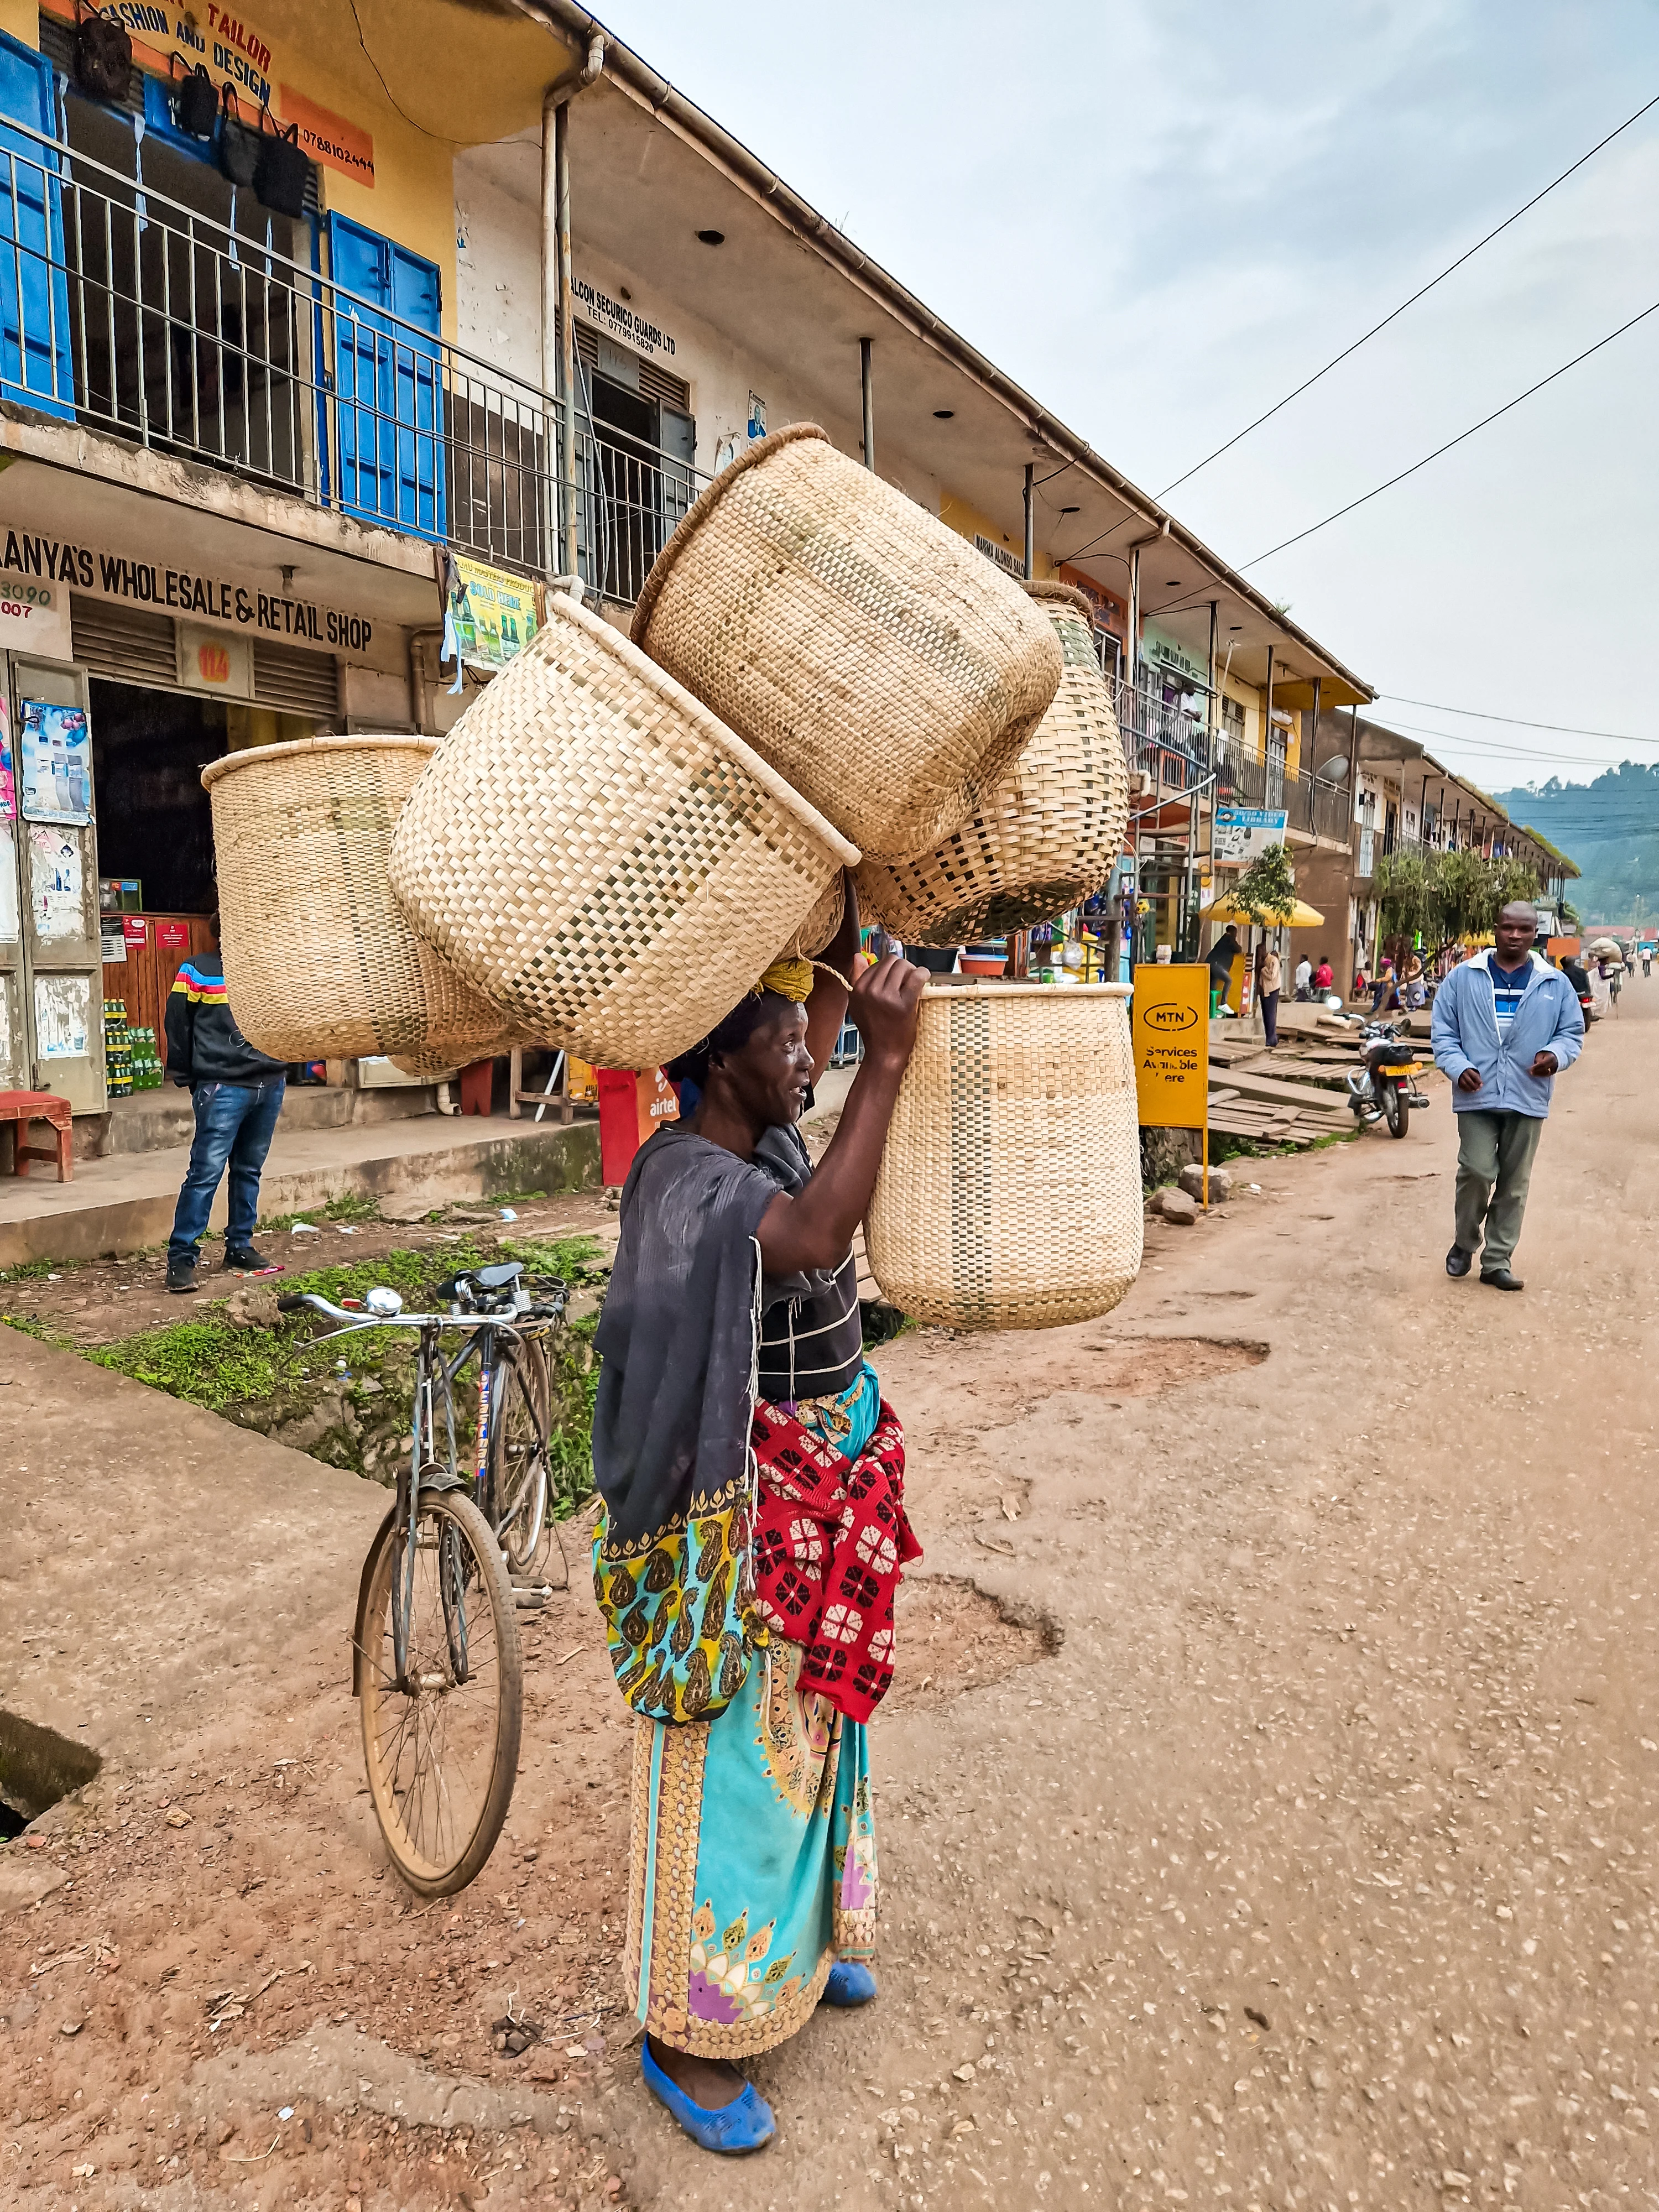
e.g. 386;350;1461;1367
207;422;1142;1329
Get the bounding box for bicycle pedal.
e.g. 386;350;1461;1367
512;1584;552;1608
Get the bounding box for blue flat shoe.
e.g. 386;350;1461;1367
640;2041;775;2154
820;1960;878;2007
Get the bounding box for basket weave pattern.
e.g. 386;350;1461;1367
857;583;1130;946
632;425;1062;859
389;592;858;1072
202;735;509;1064
864;983;1142;1330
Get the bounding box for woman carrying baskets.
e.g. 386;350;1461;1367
589;882;925;2154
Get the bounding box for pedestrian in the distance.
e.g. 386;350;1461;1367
1293;953;1312;1002
1430;899;1584;1293
1258;946;1282;1047
1207;923;1241;1013
164;914;288;1293
1313;952;1333;998
1371;957;1397;1013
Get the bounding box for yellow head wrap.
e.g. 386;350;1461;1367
752;957;815;1004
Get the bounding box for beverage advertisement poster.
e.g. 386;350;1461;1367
452;557;541;670
20;700;92;827
0;695;14;822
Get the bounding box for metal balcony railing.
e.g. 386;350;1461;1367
1113;672;1211;792
0;115;707;588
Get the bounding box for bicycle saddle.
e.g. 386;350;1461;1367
436;1260;524;1303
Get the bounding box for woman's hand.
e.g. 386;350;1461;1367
849;952;925;1065
757;951;925;1279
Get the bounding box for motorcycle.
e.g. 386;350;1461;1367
1346;1019;1432;1139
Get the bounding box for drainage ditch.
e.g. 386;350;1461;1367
0;1707;102;1833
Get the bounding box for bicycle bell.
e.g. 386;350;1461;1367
365;1286;404;1317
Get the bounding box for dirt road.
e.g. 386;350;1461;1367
4;988;1656;2209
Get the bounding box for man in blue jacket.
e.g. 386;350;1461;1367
163;915;288;1294
1430;900;1584;1291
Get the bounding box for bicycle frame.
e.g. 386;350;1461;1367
283;1288;564;1689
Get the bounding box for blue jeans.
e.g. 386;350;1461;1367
169;1078;286;1260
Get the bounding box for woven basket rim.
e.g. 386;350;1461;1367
549;589;860;866
1023;580;1097;622
630;421;830;645
921;980;1133;1000
201;732;435;794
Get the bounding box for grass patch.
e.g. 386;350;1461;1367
0;1258;57;1285
88;1318;310;1413
498;1232;607;1282
547;1314;600;1518
489;1189;547;1208
260;1189;382;1232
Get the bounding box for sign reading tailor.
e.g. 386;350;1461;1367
1212;806;1289;865
2;532;374;656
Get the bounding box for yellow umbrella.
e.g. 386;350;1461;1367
1199;893;1325;927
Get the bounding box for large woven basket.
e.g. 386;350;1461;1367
202;736;511;1064
858;582;1129;946
389;591;860;1071
864;982;1142;1330
632;424;1063;859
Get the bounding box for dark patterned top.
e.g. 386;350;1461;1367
754;1124;865;1403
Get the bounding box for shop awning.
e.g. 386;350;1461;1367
1200;894;1325;927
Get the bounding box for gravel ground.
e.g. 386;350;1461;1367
3;989;1655;2209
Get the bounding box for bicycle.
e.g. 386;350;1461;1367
279;1259;570;1896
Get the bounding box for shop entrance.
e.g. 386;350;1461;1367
89;682;227;1081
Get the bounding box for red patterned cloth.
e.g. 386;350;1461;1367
749;1394;921;1723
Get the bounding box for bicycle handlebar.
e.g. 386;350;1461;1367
275;1289;566;1332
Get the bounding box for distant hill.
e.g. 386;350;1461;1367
1495;761;1659;927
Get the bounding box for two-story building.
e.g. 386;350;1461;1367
0;0;1371;1109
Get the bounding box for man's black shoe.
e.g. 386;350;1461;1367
1481;1267;1525;1292
223;1243;283;1276
1445;1245;1472;1278
166;1253;198;1294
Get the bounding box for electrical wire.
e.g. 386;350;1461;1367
1368;695;1651;741
347;0;467;143
1155;89;1659;500
1243;295;1659;569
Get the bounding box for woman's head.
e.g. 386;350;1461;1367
667;959;821;1133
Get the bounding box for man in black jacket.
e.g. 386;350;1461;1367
163;915;288;1293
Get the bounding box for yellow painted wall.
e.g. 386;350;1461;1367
31;0;572;341
939;491;1058;581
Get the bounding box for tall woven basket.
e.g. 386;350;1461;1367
632;424;1063;859
202;736;512;1065
864;983;1142;1330
389;592;860;1072
858;582;1130;946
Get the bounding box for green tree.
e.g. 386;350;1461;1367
1229;840;1298;925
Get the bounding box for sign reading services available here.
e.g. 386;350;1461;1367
1133;962;1209;1133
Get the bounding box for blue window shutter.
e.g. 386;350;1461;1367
327;212;446;540
0;31;73;418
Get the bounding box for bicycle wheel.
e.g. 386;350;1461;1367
489;1340;552;1577
357;1485;522;1897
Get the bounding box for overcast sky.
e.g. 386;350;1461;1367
596;0;1659;792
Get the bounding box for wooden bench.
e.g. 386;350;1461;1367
0;1091;73;1182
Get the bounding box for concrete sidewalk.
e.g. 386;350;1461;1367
0;1326;389;1910
0;1109;598;1266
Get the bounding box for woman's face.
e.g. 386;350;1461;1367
714;1003;812;1126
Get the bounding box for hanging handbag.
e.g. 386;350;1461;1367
218;85;260;188
73;0;133;105
169;51;218;139
254;105;311;220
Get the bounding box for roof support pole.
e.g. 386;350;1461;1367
541;33;605;579
860;336;875;472
1023;462;1035;578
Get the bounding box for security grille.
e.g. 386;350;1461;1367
253;639;339;718
69;596;178;686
